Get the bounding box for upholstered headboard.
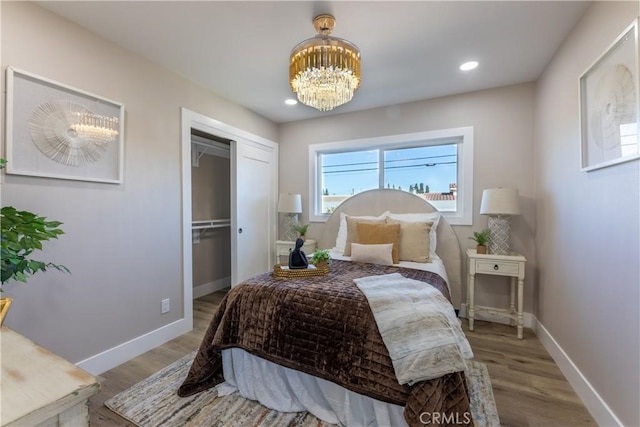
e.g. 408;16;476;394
318;189;462;309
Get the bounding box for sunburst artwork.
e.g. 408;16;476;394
6;67;124;183
580;18;640;171
27;100;118;167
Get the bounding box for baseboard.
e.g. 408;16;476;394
460;306;623;424
459;303;535;329
193;277;231;299
75;317;191;375
534;318;622;427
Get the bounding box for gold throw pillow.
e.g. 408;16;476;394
355;222;401;264
343;216;386;256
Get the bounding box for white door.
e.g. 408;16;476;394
231;139;275;285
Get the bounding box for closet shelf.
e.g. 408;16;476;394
192;219;231;230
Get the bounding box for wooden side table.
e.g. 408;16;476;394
1;327;100;426
276;239;317;263
466;248;527;339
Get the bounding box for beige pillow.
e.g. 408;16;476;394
356;222;401;264
343;216;386;256
387;212;440;258
387;219;432;263
350;243;394;265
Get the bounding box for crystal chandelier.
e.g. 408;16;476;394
289;15;361;112
70;111;119;144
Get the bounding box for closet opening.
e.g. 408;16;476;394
190;129;232;298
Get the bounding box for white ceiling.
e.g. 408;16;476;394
38;1;591;124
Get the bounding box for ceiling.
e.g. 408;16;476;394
37;1;591;124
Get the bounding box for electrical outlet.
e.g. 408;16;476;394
161;298;170;314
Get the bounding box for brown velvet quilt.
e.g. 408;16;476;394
178;260;472;427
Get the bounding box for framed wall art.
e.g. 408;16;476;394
5;66;124;183
579;18;640;172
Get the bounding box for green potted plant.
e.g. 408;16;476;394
0;159;68;325
309;249;331;269
470;229;491;254
292;223;310;241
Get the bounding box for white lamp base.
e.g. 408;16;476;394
282;213;299;241
488;215;511;255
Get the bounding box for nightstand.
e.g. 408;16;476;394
466;248;527;339
276;239;317;263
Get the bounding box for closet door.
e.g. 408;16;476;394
232;140;275;285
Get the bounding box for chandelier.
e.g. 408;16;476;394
289;15;361;112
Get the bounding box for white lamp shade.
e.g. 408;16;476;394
278;193;302;213
480;188;521;215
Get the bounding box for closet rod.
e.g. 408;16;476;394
191;139;230;151
192;223;231;230
192;219;231;230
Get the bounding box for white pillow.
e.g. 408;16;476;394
387;212;440;257
333;211;390;253
350;243;394;266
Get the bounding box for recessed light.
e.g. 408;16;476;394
284;99;298;105
460;61;479;71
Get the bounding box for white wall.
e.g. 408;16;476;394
534;2;639;425
0;2;276;367
279;82;537;312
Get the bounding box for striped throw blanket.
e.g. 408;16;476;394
354;273;473;385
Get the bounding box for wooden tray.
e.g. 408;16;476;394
272;264;329;278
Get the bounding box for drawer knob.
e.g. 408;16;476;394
493;264;499;270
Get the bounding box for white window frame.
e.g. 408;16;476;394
308;126;474;225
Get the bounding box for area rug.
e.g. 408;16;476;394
105;351;499;426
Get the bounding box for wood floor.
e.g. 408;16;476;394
89;291;596;426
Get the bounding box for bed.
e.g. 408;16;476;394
178;189;472;426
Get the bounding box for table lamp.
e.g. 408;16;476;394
480;188;521;255
278;193;302;241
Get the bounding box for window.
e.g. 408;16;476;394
309;127;473;225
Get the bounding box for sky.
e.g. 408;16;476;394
321;143;457;195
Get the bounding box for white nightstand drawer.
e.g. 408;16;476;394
475;260;519;275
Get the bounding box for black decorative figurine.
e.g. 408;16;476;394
288;238;309;269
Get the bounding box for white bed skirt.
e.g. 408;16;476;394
221;348;408;426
